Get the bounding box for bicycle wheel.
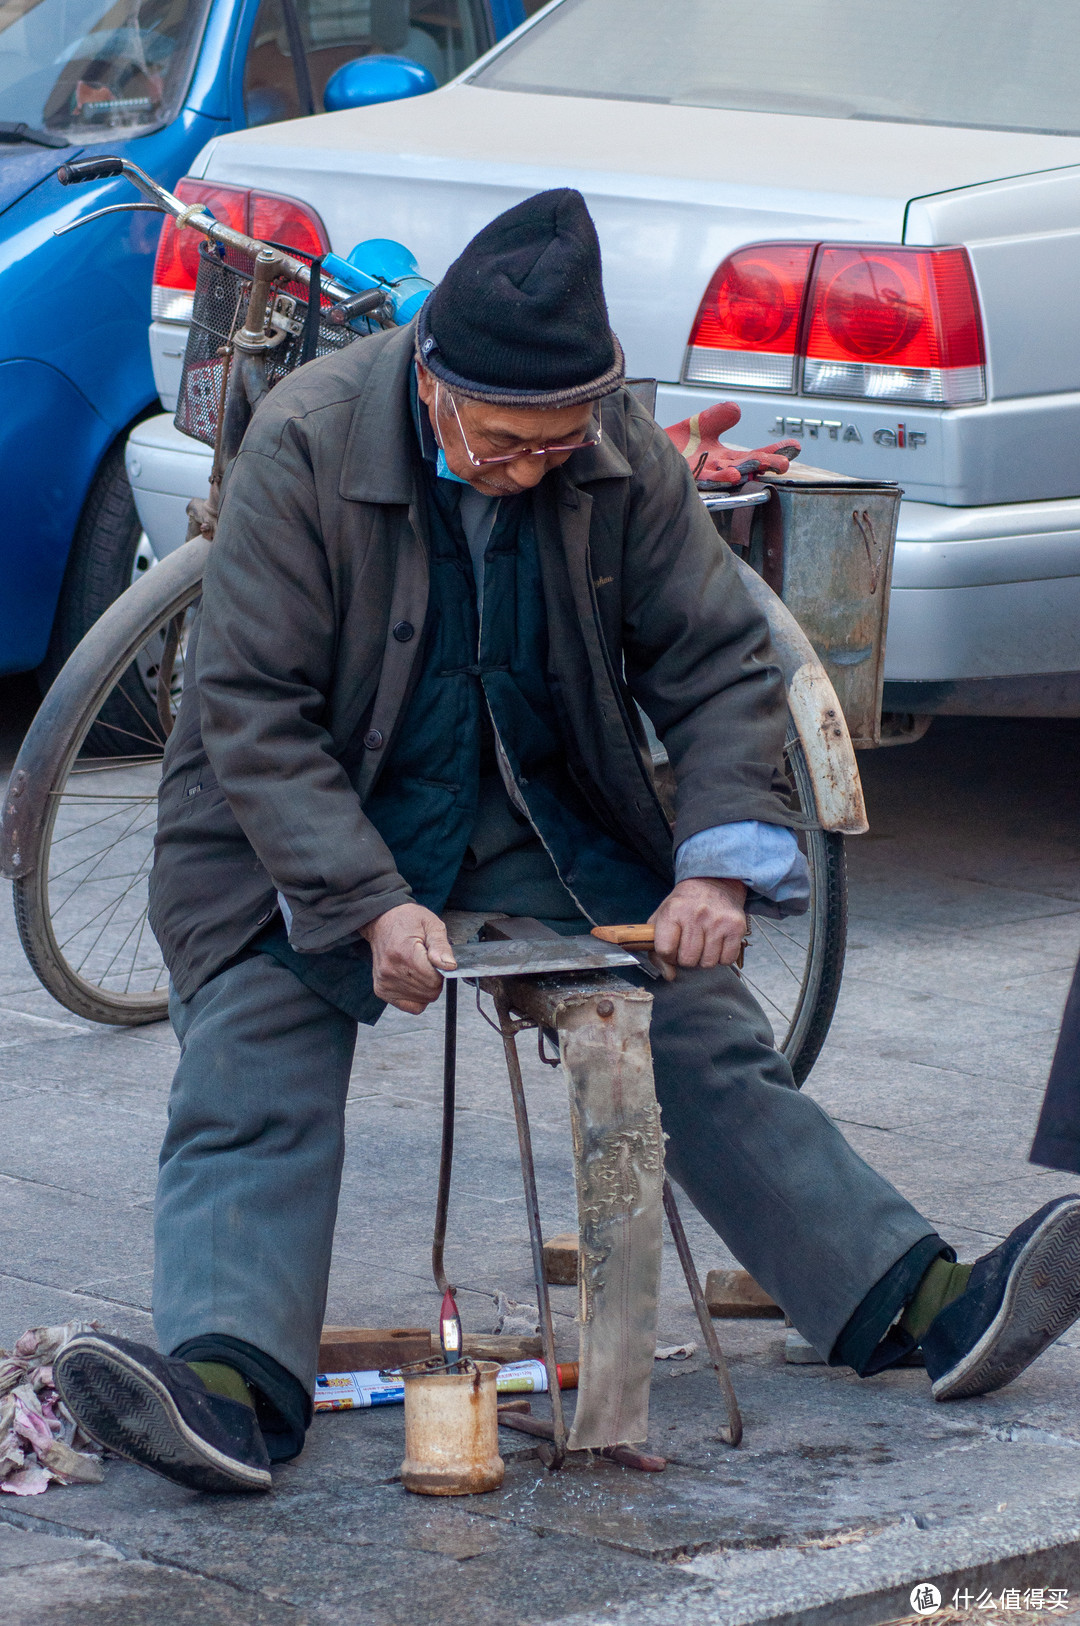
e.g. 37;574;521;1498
737;724;847;1085
5;540;209;1026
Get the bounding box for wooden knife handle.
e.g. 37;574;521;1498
590;924;655;948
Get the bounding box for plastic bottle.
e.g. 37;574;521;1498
495;1359;579;1393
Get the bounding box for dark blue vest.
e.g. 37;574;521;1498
363;471;667;926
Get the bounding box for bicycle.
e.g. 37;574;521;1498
1;157;863;1080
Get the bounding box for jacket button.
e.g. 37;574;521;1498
392;620;415;643
363;729;384;750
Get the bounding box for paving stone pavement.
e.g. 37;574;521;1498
2;690;1080;1625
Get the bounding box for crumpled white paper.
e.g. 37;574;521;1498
492;1292;541;1338
0;1323;105;1495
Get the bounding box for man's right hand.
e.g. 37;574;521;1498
359;904;457;1014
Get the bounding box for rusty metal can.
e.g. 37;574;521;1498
400;1359;504;1496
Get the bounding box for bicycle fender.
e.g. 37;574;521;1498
733;556;868;837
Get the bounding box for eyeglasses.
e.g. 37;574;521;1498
435;381;602;468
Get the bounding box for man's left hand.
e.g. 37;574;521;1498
649;877;748;974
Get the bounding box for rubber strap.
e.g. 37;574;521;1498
300;257;323;367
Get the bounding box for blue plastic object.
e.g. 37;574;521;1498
323;237;434;327
324;56;436;113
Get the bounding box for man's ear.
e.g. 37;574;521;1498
415;361;435;410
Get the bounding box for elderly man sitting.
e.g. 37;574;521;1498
56;190;1080;1492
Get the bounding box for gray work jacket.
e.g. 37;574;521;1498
148;320;792;1001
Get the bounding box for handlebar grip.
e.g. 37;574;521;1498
57;155;124;185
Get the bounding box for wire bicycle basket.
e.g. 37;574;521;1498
174;242;369;447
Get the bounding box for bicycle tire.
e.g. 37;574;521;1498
779;732;847;1085
8;540;208;1026
729;727;847;1087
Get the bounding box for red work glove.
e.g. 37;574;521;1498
665;400;799;485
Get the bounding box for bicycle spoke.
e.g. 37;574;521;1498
55;847;153;951
124;910;153;994
49;802;157;847
750;929;805;983
95;904;153;988
48;810;157;882
754;918;811;953
63;863;154;974
52;793;158;805
738;970;793;1027
85;713;166;752
70;756;162;773
49;801;154;900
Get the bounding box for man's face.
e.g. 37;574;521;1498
416;364;596;497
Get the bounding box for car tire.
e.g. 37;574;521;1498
41;439;157;686
39;440;168;757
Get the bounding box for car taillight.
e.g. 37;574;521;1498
249;191;328;257
152;182;329;323
802;245;985;405
152;181;247;322
683;244;815;391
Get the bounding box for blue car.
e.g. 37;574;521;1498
0;0;526;678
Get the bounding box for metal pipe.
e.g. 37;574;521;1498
492;983;568;1467
233;249;286;352
432;980;457;1294
662;1178;742;1447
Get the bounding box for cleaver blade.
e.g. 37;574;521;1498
441;937;639;981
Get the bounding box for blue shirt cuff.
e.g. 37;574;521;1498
673;821;810;918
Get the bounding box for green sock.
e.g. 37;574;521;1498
900;1258;973;1343
188;1361;255;1409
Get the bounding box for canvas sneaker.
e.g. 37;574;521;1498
922;1195;1080;1401
54;1333;272;1492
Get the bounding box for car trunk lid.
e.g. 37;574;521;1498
198;86;1080;385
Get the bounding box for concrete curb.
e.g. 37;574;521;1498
562;1498;1080;1626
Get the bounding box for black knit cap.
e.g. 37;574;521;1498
416;188;625;407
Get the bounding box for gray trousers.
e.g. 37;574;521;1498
154;951;936;1394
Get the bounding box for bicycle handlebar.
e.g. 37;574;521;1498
57;155;125;184
54;154;361;308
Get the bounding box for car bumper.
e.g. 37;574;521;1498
126;414;213;558
886;498;1080;685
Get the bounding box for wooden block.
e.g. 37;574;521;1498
542;1232;580;1286
318;1326;431;1372
704;1268;783;1319
462;1333;543;1362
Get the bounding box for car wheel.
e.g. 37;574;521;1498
49;439;155;658
39;440;166;755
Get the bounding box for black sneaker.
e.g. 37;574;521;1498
923;1196;1080;1401
54;1333;272;1493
